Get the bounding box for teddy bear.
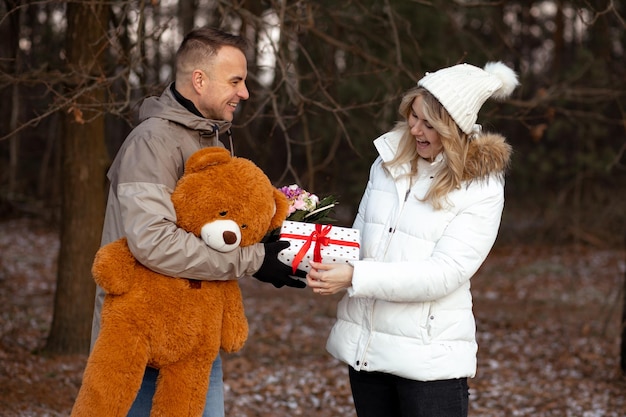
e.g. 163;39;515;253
70;147;289;417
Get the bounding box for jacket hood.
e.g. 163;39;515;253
138;83;232;135
462;132;512;181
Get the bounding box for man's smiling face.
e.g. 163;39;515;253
196;45;249;121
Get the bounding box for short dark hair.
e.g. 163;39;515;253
181;27;248;54
176;27;248;75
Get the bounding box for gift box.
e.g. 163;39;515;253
278;221;361;273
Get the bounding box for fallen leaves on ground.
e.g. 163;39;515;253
0;218;625;417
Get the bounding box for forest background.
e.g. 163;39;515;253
0;1;625;415
0;0;625;384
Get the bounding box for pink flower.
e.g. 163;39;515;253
278;183;337;223
293;198;307;210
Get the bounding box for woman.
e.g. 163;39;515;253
307;62;519;417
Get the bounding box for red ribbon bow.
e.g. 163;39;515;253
280;224;360;274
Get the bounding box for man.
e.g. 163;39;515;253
90;27;305;417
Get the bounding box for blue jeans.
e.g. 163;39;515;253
349;366;469;417
127;355;224;417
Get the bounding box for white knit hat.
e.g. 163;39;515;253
417;62;519;134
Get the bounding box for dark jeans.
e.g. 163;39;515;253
349;366;469;417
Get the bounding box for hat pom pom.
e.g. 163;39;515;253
484;61;519;99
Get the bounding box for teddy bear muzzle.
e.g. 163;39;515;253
200;219;242;252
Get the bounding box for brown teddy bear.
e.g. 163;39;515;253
70;147;289;417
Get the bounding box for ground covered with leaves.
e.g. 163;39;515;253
0;218;625;416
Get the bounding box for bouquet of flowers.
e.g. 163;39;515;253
279;184;338;224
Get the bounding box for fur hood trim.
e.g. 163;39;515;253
462;132;512;181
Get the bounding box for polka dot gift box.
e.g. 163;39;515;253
278;221;361;274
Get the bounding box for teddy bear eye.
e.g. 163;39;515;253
241;224;247;229
219;211;228;217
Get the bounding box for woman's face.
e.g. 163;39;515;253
408;95;443;160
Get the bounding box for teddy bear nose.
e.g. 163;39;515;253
223;231;238;244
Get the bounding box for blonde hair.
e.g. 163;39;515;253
385;86;471;210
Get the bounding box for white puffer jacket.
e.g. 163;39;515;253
326;129;512;381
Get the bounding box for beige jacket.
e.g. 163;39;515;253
90;84;264;346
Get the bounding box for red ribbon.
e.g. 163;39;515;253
280;224;360;274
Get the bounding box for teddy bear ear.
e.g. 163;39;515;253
185;148;232;174
269;188;290;231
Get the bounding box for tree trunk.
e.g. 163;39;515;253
620;234;626;376
179;0;198;37
46;1;109;354
5;1;22;199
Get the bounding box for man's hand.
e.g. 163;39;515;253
252;241;307;288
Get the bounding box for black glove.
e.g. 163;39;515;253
260;228;281;243
252;240;307;289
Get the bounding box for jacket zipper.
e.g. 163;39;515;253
380;185;411;260
359;183;412;369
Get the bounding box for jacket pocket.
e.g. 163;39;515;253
421;302;434;344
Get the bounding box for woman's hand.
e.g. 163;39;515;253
306;261;353;295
